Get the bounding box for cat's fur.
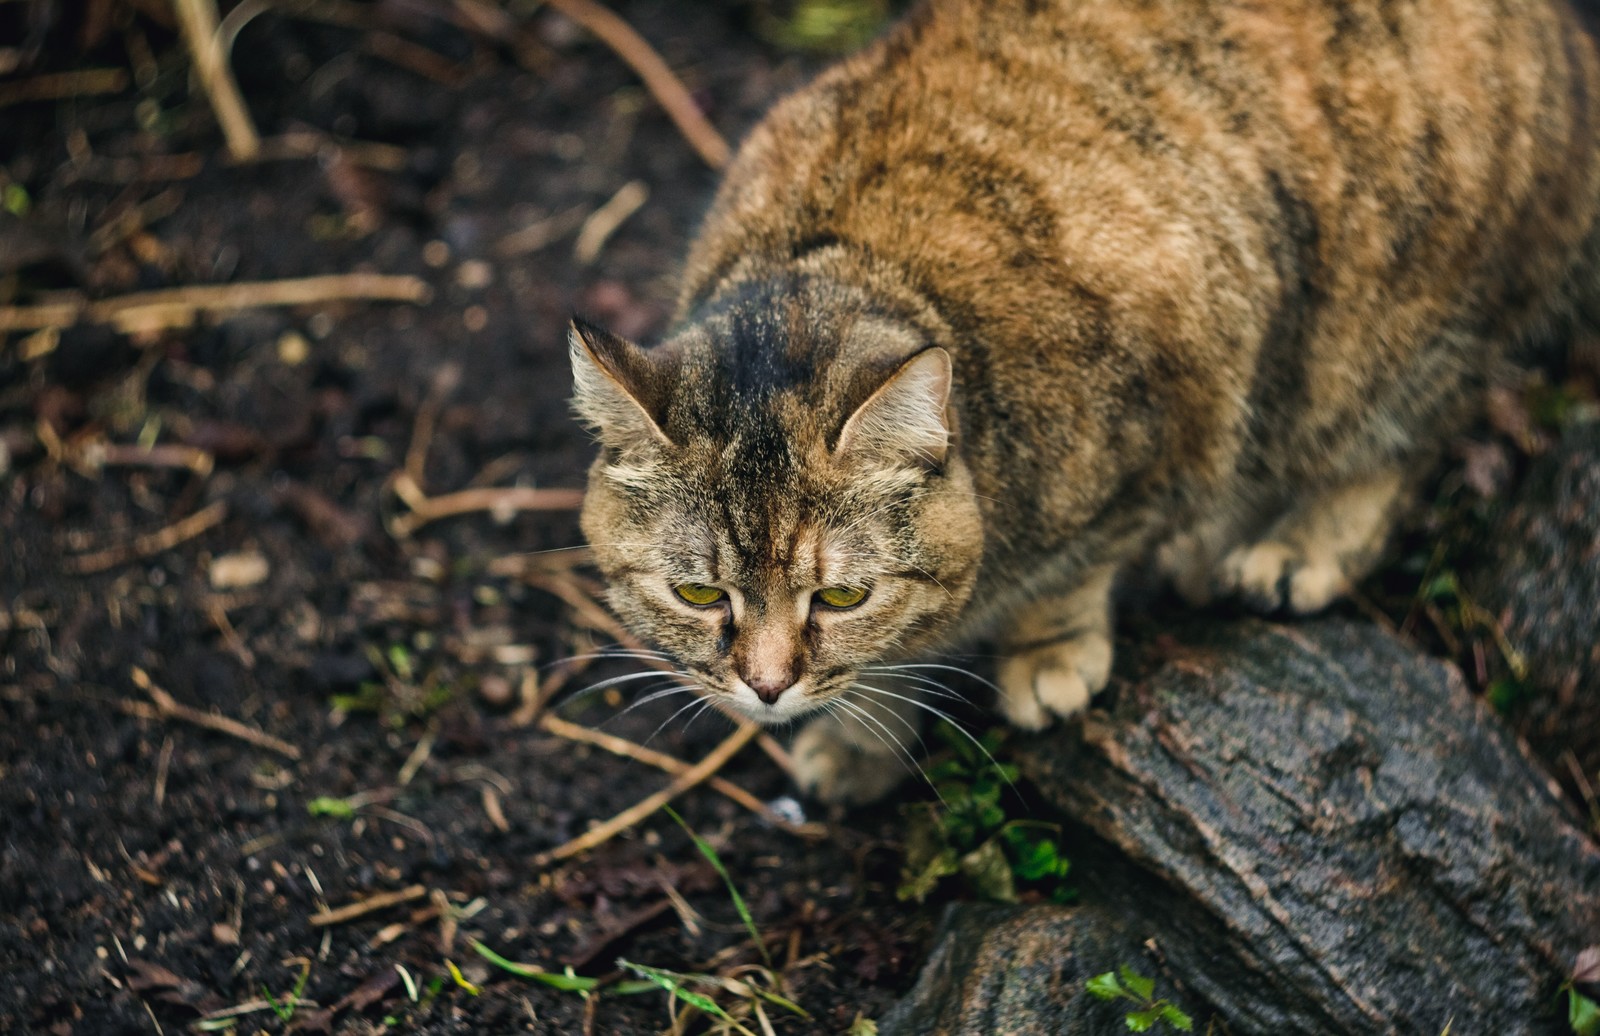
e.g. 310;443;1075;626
571;0;1600;803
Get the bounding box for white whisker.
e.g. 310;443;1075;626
830;695;943;804
609;683;696;722
865;662;1004;696
645;692;716;745
849;682;1017;795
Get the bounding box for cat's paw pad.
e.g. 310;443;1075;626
1216;541;1345;614
791;716;907;806
996;631;1112;731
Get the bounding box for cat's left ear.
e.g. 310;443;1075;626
569;318;673;449
834;347;951;469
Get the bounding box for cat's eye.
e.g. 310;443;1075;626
815;586;868;609
674;583;727;606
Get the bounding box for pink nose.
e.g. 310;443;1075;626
742;672;795;705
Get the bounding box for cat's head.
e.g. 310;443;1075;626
568;283;983;725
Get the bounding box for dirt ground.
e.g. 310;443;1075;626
0;4;949;1032
1;2;1593;1034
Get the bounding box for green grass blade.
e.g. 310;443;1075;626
617;959;757;1036
663;805;770;967
470;940;599;991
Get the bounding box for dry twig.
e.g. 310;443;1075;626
125;665;301;760
309;885;429;927
530;721;763;868
171;0;261;160
249;132;410;172
539;715;826;838
495;204;593;258
68;500;228;574
543;0;730;169
0;273;431;336
74;441;215;477
388;473;584;537
513;566;647;653
207;599;257;669
403;364;462;490
574;180;649;263
0;68;130;108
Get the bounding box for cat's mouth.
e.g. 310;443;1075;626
723;678;827;725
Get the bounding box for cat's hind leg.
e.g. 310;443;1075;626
995;564;1116;730
1215;468;1406;614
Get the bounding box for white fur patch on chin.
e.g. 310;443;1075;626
726;680;819;725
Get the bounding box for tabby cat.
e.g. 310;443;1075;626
570;0;1600;803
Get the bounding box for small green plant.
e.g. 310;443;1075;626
306;795;357;819
898;722;1072;903
758;0;892;53
664;806;769;964
471;939;654;996
1571;989;1600;1036
472;808;810;1034
1566;946;1600;1036
1416;568;1529;713
262;959;311;1023
2;182;30;217
1085;965;1194;1033
616;807;809;1033
330;642;463;727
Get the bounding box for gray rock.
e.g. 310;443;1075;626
879;903;1156;1036
886;620;1600;1035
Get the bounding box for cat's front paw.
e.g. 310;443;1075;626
791;713;907;806
1216;541;1345;615
996;631;1112;730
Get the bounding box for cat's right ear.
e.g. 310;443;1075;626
569;319;672;449
834;347;951;469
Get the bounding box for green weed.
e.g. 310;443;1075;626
470;939;655;997
1565;946;1600;1036
471;808;815;1032
758;0;892;53
261;959;311;1024
1085;965;1194;1033
3;182;30;217
329;642;463;727
1570;987;1600;1036
898;722;1072;904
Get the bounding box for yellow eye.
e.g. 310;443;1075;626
674;583;726;606
815;586;867;609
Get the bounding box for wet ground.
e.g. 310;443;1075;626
2;2;1594;1033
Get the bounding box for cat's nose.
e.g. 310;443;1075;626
741;670;796;705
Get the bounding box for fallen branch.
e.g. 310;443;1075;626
68;499;228;574
531;721;762;869
543;0;730;169
125;665;301;760
388;473;584;537
309;884;429;927
0;273;431;336
540;715;826;838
